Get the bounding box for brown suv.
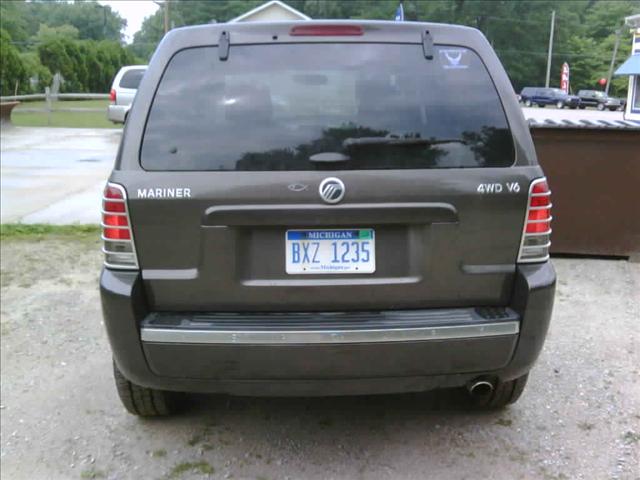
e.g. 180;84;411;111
100;21;555;416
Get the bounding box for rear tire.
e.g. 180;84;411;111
113;361;182;416
597;103;605;111
579;105;586;109
470;374;529;409
524;99;532;107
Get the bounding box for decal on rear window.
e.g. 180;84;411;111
439;49;469;70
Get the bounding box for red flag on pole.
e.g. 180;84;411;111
560;62;570;93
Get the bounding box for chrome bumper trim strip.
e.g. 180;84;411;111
141;321;519;345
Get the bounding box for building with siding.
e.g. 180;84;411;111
229;1;310;23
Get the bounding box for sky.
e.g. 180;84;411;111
98;0;159;43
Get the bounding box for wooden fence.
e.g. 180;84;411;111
0;88;109;125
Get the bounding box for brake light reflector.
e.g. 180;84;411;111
103;213;129;227
103;200;125;213
290;25;364;36
109;89;116;103
518;177;552;263
102;182;138;269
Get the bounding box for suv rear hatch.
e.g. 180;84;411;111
120;35;535;312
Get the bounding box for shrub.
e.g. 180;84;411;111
0;28;28;95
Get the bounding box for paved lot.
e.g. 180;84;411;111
1;235;638;480
521;106;625;123
0;127;118;224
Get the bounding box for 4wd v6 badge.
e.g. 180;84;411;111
477;182;520;194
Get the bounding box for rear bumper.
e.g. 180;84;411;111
100;262;555;396
107;104;129;123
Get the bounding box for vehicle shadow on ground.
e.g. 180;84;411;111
131;388;512;477
137;388;509;467
151;387;506;435
184;387;483;416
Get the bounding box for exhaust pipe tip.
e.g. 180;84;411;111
468;379;494;397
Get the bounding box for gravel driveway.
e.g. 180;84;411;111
1;234;639;480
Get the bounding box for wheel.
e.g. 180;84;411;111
579;105;586;109
524;99;532;107
556;101;564;109
470;374;529;409
597;103;605;111
538;104;545;108
113;361;182;416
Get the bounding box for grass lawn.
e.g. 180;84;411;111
11;99;121;129
0;224;100;240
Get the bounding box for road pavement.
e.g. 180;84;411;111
521;106;625;123
0;127;118;224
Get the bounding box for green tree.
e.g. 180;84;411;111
1;0;126;47
0;28;28;95
37;37;76;90
130;10;166;60
0;1;30;46
35;23;80;43
19;51;52;92
37;35;137;92
123;0;640;96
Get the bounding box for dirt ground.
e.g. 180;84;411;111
1;235;639;480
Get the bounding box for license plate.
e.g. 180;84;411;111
285;229;375;274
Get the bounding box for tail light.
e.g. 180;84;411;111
102;182;138;269
518;177;552;263
109;89;116;103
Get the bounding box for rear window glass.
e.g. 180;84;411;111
119;69;145;89
141;44;514;171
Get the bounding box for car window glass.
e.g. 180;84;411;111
119;69;145;89
142;44;515;171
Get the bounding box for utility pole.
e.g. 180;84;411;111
545;10;556;88
154;1;170;35
164;0;170;35
605;29;621;95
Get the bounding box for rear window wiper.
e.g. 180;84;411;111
343;135;467;148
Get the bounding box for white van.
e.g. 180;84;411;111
107;65;147;124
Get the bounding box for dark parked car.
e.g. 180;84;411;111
618;97;627;111
520;87;580;109
577;90;623;111
100;21;556;416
